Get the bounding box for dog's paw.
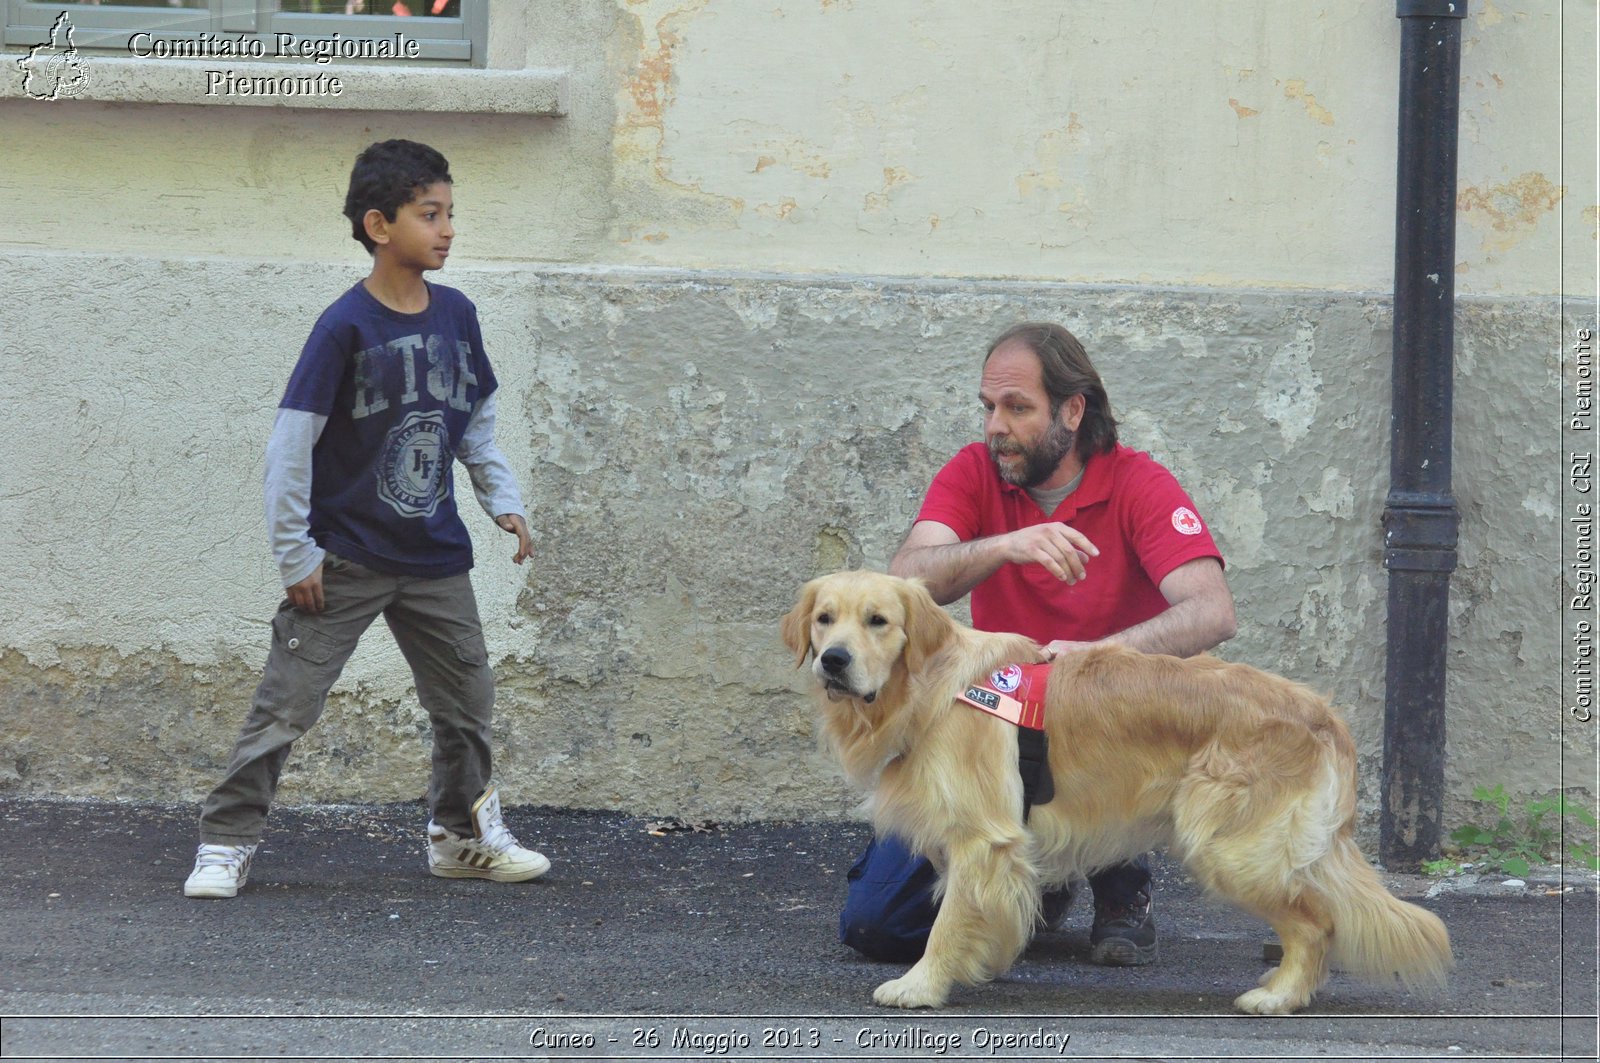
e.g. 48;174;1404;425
1233;987;1299;1015
872;971;947;1009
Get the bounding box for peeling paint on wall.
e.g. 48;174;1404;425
613;0;745;239
1257;326;1323;445
7;254;1585;829
0;0;1581;295
1282;78;1336;126
1457;172;1566;252
863;166;914;213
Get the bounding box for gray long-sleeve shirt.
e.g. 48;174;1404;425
264;391;524;587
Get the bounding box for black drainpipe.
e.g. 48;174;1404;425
1381;0;1466;871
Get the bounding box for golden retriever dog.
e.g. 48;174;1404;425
781;570;1452;1014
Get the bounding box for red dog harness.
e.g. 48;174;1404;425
955;663;1055;815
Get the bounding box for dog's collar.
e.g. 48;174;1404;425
955;662;1050;731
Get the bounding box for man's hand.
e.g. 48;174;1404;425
1002;523;1099;585
287;564;325;614
891;519;1101;605
1041;638;1101;661
495;513;533;565
1052;559;1236;659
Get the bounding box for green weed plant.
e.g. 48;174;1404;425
1443;784;1600;879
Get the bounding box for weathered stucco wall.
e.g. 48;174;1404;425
0;253;1590;829
1;0;1588;294
607;0;1588;294
1;0;1594;830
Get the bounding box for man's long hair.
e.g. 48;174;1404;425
985;322;1118;460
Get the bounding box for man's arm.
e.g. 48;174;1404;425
889;519;1099;605
1042;557;1236;660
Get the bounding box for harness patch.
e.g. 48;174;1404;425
989;663;1023;693
957;662;1050;731
956;661;1055;815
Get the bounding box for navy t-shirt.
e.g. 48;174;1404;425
280;281;499;578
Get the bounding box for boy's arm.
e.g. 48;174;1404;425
456;391;532;564
265;408;328;589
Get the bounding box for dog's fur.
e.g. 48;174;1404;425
781;570;1452;1014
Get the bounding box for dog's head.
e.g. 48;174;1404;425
780;570;956;705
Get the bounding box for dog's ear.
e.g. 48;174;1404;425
780;579;819;668
899;577;956;673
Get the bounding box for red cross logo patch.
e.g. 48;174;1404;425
1172;507;1203;535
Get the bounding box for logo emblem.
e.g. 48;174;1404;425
377;410;449;518
17;12;91;101
989;664;1023;693
963;687;1001;712
1172;507;1204;535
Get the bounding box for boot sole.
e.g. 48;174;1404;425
1089;938;1158;966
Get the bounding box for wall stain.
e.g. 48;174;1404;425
749;140;832;179
1228;97;1259;119
756;197;799;221
1016;116;1084;198
863;166;913;212
1283;79;1335;126
1456;172;1565;252
621;2;707;132
615;0;744;229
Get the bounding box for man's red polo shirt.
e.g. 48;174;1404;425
914;442;1223;644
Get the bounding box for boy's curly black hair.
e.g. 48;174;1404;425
342;139;452;254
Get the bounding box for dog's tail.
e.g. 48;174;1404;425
1309;834;1453;991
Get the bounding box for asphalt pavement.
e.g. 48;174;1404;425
0;796;1595;1062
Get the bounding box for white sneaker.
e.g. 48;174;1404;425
184;843;257;898
428;786;550;882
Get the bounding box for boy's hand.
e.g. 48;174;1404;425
288;564;325;614
495;513;533;565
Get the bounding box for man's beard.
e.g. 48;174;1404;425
989;419;1076;488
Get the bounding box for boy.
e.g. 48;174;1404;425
184;139;548;898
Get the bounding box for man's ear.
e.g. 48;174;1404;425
899;577;955;673
1060;392;1087;432
780;580;820;668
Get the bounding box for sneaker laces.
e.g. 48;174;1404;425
194;844;252;870
475;805;520;853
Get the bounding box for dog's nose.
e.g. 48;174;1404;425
819;646;852;675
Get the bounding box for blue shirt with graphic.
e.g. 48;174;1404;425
280;281;499;578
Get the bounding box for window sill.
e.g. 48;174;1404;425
0;55;566;115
